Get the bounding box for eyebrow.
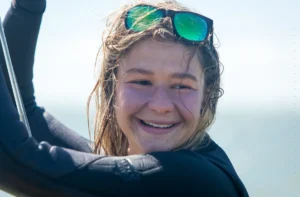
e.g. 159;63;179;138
125;68;198;82
126;68;154;76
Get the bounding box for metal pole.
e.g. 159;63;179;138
0;17;32;137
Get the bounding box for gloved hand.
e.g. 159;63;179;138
12;0;46;13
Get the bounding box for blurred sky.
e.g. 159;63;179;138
1;0;299;110
0;0;299;197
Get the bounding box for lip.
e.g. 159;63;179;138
140;119;177;125
135;118;181;135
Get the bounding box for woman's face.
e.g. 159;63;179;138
115;38;204;154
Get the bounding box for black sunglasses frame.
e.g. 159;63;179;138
124;5;214;46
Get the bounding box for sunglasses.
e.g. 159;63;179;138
124;5;214;46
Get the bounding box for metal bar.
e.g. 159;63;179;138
0;17;32;137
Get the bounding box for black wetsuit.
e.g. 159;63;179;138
0;1;249;197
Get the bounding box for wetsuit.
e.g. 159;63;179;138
0;1;249;196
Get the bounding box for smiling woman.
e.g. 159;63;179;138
0;0;248;196
114;39;205;154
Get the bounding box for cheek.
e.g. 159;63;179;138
174;91;202;122
115;85;149;116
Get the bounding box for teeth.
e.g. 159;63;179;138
143;121;174;128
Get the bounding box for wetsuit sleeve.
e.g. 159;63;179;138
0;0;92;153
0;64;239;197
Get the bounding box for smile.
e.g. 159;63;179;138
136;118;180;135
140;120;176;129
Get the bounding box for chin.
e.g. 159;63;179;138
140;143;173;154
128;139;175;154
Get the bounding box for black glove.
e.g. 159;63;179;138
12;0;46;13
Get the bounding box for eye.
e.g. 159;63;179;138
172;84;192;90
130;80;152;86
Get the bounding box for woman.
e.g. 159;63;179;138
0;0;249;196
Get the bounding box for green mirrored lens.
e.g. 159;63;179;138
174;13;208;42
126;6;163;32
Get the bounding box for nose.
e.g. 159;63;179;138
148;87;174;114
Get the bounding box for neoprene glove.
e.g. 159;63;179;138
13;0;46;13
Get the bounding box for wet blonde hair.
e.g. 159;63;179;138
87;0;223;156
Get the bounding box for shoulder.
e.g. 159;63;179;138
119;147;239;196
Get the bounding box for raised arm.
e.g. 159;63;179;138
0;0;92;152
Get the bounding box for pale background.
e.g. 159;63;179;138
0;0;299;196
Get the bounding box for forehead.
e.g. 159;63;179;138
119;38;203;75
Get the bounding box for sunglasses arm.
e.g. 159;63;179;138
209;27;214;50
